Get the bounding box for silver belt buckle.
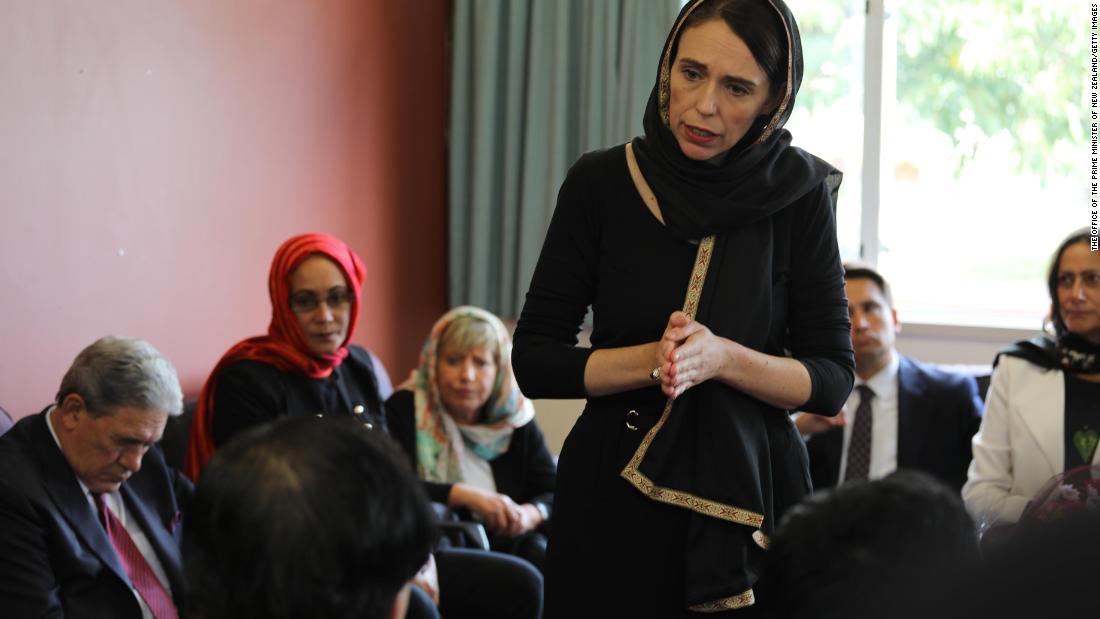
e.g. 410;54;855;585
625;409;639;431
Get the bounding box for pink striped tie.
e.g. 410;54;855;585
94;493;180;619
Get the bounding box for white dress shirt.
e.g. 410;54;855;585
47;407;173;619
838;353;900;484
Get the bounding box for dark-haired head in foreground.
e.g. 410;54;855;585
183;416;434;619
761;470;979;619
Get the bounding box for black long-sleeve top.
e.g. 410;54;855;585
512;145;854;413
210;345;389;448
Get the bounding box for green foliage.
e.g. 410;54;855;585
792;0;1084;181
895;0;1083;180
795;0;860;110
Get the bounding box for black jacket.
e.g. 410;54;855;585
211;345;387;447
385;390;556;517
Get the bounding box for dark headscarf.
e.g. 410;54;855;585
185;233;367;479
1001;231;1100;374
997;333;1100;374
631;0;840;241
620;0;843;611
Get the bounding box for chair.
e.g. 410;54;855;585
432;503;490;551
0;405;13;437
974;374;991;402
158;400;195;471
929;363;992;403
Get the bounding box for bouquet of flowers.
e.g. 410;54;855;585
1020;464;1100;523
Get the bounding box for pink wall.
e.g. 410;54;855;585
0;1;448;417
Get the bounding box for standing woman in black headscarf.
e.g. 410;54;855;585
512;0;854;615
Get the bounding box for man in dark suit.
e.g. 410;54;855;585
798;263;983;492
0;336;191;618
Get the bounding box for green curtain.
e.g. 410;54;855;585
449;0;680;318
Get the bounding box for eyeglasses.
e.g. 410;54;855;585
288;288;352;313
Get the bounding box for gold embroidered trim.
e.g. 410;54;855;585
752;0;795;146
752;529;770;549
688;589;756;612
658;0;707;126
618;233;765;530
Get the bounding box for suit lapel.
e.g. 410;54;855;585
30;410;132;588
1016;366;1064;476
897;357;929;468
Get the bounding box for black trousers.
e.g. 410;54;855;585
405;547;543;619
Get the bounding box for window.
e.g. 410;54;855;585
785;0;865;260
787;0;1085;328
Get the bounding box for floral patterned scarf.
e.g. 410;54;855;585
413;306;535;484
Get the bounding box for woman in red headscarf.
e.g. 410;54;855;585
185;233;543;619
185;232;381;479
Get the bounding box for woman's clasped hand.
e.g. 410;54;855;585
657;311;730;400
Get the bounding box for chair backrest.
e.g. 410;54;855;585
159;399;195;471
974;374;992;402
0;405;12;437
431;502;490;551
929;363;993;403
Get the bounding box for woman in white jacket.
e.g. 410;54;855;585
964;228;1100;527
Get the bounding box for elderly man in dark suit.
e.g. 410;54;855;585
0;336;191;618
798;263;983;492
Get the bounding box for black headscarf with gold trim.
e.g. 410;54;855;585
631;0;839;240
624;0;846;611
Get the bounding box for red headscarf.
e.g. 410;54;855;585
184;233;367;479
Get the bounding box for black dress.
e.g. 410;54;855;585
513;145;853;617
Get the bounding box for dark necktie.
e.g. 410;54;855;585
844;385;875;482
93;493;180;619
